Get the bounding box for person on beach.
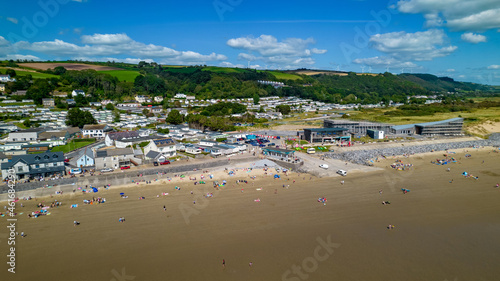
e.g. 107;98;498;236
222;259;225;268
163;205;166;211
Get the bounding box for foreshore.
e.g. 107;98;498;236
1;145;500;280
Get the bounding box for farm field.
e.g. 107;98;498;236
98;70;141;82
0;67;59;79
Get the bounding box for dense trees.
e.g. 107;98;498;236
200;102;247;116
166;109;184;125
66;108;97;128
276;104;291;115
26;79;54;105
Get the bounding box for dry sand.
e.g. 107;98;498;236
1;148;500;281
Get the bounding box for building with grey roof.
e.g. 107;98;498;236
391;118;463;136
1;151;65;180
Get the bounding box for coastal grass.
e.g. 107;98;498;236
98;70;141;82
348;107;500;128
51;139;95;154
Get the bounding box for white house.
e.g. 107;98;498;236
82;124;109;139
71;90;85;97
199;140;218;147
105;131;142;148
154;96;164;103
144;138;176;157
174;93;187;99
0;75;15;82
135;95;151;103
186;146;202;155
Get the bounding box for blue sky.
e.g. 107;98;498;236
1;0;499;84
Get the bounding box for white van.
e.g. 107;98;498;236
336;169;347;176
307;148;316;154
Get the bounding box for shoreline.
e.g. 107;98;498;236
1;146;499;281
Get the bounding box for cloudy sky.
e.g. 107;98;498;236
1;0;500;84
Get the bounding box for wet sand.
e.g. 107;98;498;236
1;148;500;281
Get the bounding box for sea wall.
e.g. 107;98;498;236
326;134;500;165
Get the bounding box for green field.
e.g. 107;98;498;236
51;140;96;154
266;71;302;80
0;68;59;79
99;70;141;82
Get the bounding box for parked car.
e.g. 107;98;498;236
319;164;329;169
336;169;347;176
64;158;70;163
153;162;159;166
120;166;131;170
70;168;82;174
100;168;114;173
268;143;275;146
160;161;171;165
259;144;266;147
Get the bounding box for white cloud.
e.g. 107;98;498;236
461;32;487;43
6;17;18;24
81;33;132;45
227;34;327;68
487;65;500;69
7;33;227;65
353;56;418;69
0;54;41;61
219;61;245;68
0;36;10;46
370;29;457;61
238;53;260;61
397;0;500;31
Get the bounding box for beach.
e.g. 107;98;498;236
1;147;500;281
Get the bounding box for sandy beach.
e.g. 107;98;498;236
1;147;500;281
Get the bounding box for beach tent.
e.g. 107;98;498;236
274;174;280;179
92;187;98;193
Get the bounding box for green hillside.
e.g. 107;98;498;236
98;70;141;82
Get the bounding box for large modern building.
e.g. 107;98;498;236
299;128;351;143
323;119;393;136
7;128;46;142
391;118;464;136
